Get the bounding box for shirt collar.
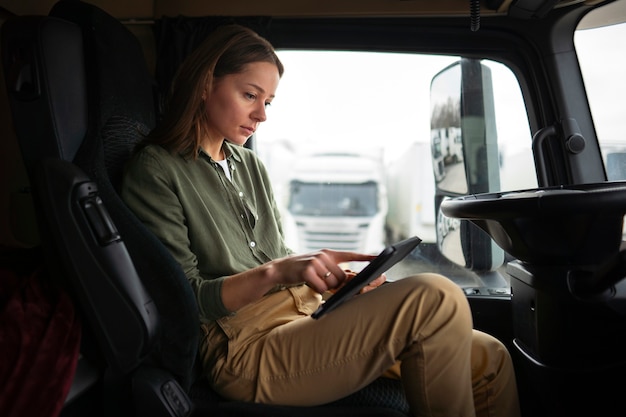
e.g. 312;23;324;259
197;142;242;164
222;141;243;163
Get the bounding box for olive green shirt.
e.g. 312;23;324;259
121;142;293;322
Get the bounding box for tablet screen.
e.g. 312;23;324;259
311;236;422;319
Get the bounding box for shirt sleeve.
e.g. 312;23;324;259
121;147;232;321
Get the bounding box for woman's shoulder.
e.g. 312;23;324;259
129;143;180;167
133;143;170;158
124;144;184;182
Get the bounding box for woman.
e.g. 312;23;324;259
121;24;520;417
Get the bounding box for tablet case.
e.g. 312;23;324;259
312;236;422;319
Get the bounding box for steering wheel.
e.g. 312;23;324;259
440;182;626;265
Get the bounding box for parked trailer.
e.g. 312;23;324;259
385;141;438;244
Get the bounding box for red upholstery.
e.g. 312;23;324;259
0;265;81;417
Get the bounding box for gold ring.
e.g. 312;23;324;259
323;271;332;278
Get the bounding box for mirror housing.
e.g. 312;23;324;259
430;58;505;272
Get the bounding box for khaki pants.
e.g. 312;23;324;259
200;273;520;417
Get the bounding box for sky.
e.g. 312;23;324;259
256;51;458;164
255;51;532;164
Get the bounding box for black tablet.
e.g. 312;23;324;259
311;236;422;319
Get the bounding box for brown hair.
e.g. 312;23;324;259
144;24;284;159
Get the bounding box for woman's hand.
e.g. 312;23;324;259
268;249;378;294
221;249;377;313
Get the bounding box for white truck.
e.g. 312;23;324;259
385;141;438;244
281;152;388;254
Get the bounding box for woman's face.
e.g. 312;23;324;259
205;61;280;146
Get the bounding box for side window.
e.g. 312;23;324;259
575;19;626;180
255;51;534;290
486;61;536;192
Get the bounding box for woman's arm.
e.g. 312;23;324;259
221;250;377;312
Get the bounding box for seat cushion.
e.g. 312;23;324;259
188;377;410;417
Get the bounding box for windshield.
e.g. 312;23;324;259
254;49;533;290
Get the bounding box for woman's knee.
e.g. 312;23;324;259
470;330;521;417
398;273;471;311
391;273;473;332
471;329;514;378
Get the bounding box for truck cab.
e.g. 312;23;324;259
1;1;626;416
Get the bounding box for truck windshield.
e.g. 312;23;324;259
255;50;533;281
289;181;378;217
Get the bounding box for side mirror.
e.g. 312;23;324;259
430;58;505;271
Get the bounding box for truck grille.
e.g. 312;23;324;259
295;225;368;252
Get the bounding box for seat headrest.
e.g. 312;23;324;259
50;0;157;190
2;16;88;170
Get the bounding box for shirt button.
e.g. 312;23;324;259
238;192;244;198
249;241;256;248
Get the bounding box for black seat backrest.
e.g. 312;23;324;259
1;13;160;375
2;0;200;403
1;15;86;169
48;0;157;192
46;1;201;392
